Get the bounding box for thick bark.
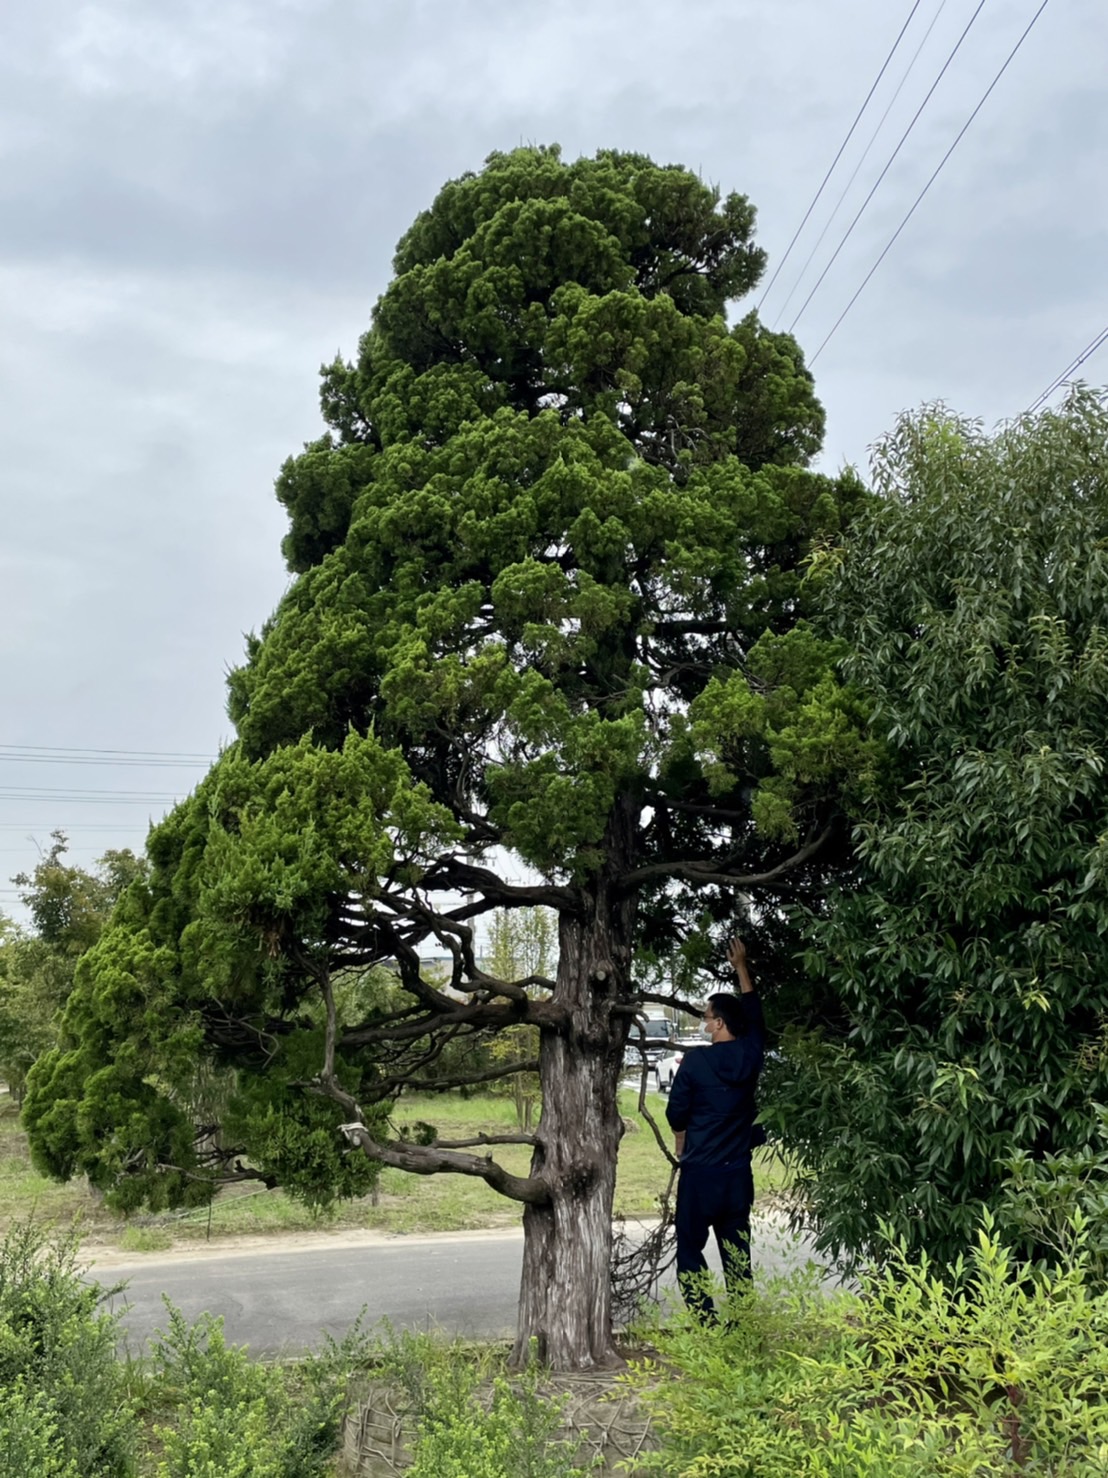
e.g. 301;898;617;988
511;827;637;1370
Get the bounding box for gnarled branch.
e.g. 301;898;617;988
430;1131;538;1149
337;1122;549;1205
420;856;577;912
392;1058;540;1094
618;822;833;893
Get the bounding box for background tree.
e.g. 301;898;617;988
0;836;145;1102
483;908;555;1129
26;146;870;1369
768;393;1108;1269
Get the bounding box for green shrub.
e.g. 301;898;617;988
118;1225;174;1254
151;1301;366;1478
626;1217;1108;1476
373;1330;598;1478
0;1220;136;1475
409;1368;599;1478
999;1103;1108;1284
0;1382;81;1476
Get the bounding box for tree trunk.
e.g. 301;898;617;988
511;853;635;1371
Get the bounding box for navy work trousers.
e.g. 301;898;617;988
674;1157;754;1321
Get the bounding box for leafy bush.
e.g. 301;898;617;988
626;1217;1108;1476
0;1382;81;1476
999;1102;1108;1283
0;1220;136;1475
374;1329;599;1478
771;397;1108;1272
151;1301;367;1478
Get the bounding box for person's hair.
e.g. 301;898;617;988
706;992;746;1037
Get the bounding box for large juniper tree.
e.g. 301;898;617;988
25;146;867;1369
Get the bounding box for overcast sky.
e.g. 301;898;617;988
1;0;1104;914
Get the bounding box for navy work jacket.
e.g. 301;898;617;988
664;993;765;1167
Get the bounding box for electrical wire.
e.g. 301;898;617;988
757;0;925;313
0;754;210;768
810;0;1052;367
1026;323;1108;414
0;743;214;762
0;788;181;804
772;0;951;328
0;823;141;831
788;0;988;336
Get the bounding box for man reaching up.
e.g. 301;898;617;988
666;937;766;1319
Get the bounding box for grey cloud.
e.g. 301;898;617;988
3;0;1108;902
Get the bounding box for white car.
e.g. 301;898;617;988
623;1014;676;1069
653;1037;707;1092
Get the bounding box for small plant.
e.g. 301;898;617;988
119;1224;174;1253
151;1301;370;1477
371;1329;600;1477
0;1383;81;1477
0;1219;136;1475
999;1103;1108;1284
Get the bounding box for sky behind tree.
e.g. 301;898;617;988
1;0;1103;913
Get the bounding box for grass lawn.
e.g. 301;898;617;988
0;1083;792;1251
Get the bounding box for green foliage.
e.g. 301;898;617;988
24;147;866;1375
408;1368;598;1478
0;836;145;1101
628;1218;1108;1475
374;1330;598;1478
22;736;415;1212
151;1301;367;1478
0;931;68;1103
13;832;146;957
768;393;1108;1269
998;1103;1108;1281
0;1222;372;1478
0;1220;136;1475
227;145;864;886
483;908;554;1127
0;1384;81;1477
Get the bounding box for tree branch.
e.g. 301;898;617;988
626;1020;680;1170
625;989;705;1018
337;1121;550;1205
618;822;834;893
420;856;577;912
377;1058;540;1095
650;619;734;635
429;1132;538;1149
650;797;751;821
341;996;561;1047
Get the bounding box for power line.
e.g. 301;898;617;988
0;754;210;769
757;0;925;312
0;823;144;831
810;0;1052;367
0;788;181;804
788;0;988;336
1027;322;1108;414
0;743;215;761
772;0;952;328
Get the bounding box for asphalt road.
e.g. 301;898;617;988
92;1216;831;1358
97;1232;524;1357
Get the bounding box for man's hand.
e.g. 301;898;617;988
728;936;754;994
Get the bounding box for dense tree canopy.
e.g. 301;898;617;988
769;394;1108;1268
25;147;868;1368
